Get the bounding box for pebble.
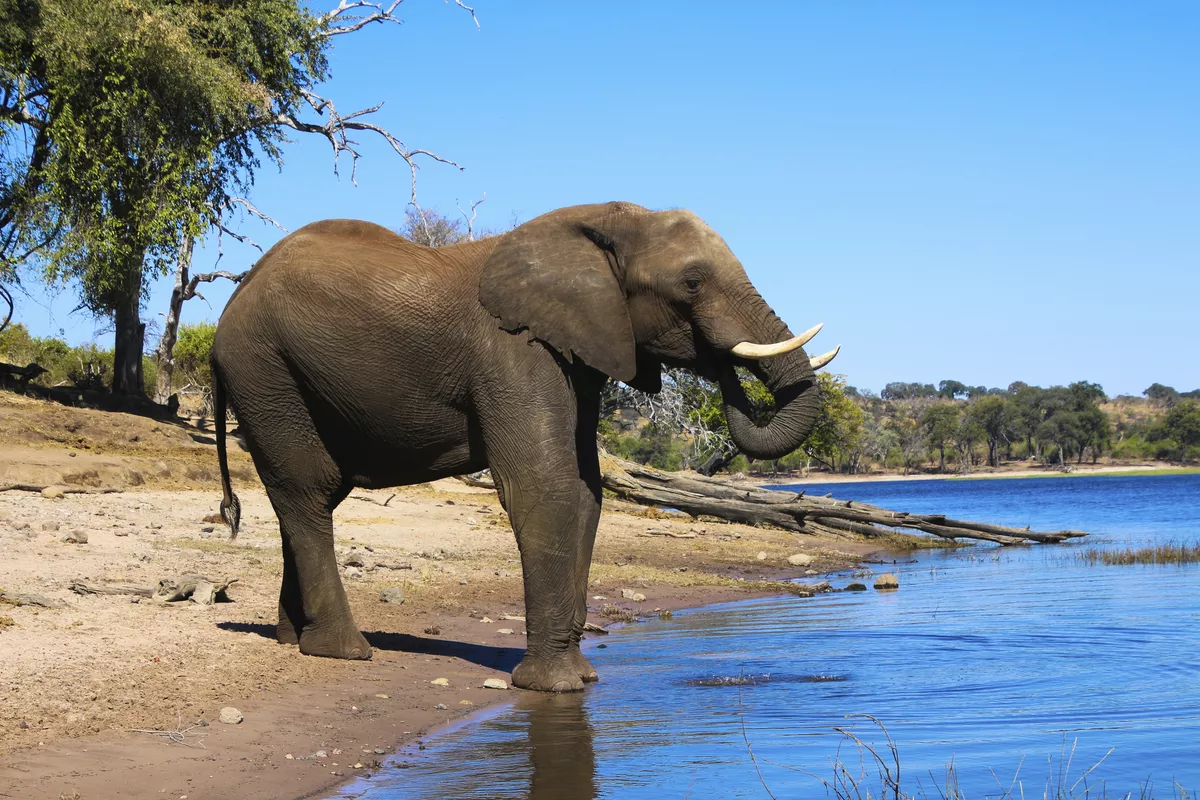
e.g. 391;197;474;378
787;553;814;566
380;587;405;604
344;566;363;579
430;678;449;686
41;486;66;500
497;628;514;635
844;582;867;592
480;616;493;623
285;754;294;759
218;707;243;725
61;530;87;544
483;678;508;690
315;749;327;758
115;529;129;537
201;525;215;533
756;551;768;561
435;703;448;710
592;595;608;601
40;521;60;532
873;573;900;591
375;693;390;698
620;589;646;602
459;700;473;706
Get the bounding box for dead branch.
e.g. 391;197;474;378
457;193;485;240
69;581;154;598
133;714;208;748
0;483;123;495
598;455;1087;546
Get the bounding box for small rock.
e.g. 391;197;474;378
845;582;867;592
483;678;508;690
354;762;364;769
285;754;294;760
787;553;813;567
218;707;243;725
380;587;405;605
201;525;215;533
130;596;142;604
435;703;448;710
41;486;66;500
458;578;469;585
375;693;390;698
430;678;449;686
314;749;328;759
495;569;510;578
756;551;767;561
496;628;514;635
620;589;646;602
873;573;900;591
149;522;162;530
344;566;363;579
342;555;365;568
459;700;473;706
480;616;493;624
115;529;129;537
374;748;387;755
332;748;342;755
40;521;60;532
61;530;88;544
199;530;212;540
592;595;608;601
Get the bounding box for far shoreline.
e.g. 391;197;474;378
755;463;1197;486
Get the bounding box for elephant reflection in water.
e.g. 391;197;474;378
523;692;597;800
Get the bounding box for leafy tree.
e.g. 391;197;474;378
1076;405;1113;464
937;379;968;400
1160;401;1200;463
921;403;959;473
803;372;865;473
1037;411;1082;466
173;321;216;390
967;394;1014;468
1144;383;1180;407
882;381;936;401
954;409;985;472
3;0;471;396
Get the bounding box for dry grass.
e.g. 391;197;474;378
1077;541;1200;566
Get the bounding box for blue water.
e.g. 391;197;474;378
334;475;1200;799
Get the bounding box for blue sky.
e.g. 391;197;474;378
11;2;1199;396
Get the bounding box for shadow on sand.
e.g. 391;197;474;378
216;621;524;673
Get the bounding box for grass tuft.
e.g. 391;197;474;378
1077;540;1200;566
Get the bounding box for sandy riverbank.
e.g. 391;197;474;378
0;393;902;800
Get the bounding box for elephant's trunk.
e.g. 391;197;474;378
716;315;823;461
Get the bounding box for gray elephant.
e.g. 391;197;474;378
211;201;837;691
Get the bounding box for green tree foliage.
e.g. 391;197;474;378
2;0;328;393
1157;401;1200;463
921;403;959;472
882;381;936;400
1144;382;1180;407
173;321;216;389
803;372;865;473
967;394;1015;468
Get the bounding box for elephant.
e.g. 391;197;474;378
210;201;838;692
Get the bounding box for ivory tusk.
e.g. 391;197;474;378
730;323;823;360
809;345;841;370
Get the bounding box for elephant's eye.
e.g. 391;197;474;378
684;276;702;293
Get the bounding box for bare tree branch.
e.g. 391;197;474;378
183;270;247;304
0;282;13;335
226;197;286;233
457;192;485;240
450;0;480;30
321;0;405;37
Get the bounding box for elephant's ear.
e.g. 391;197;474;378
479;218;637;382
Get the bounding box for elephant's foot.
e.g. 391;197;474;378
276;618;299;645
512;654;586;692
569;647;599;683
298;623;372;660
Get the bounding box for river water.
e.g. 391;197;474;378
334;474;1200;799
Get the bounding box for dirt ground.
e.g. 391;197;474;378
0;392;897;800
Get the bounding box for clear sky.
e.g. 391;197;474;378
11;2;1199;397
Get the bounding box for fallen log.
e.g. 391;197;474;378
598;455;1086;546
0;483;124;495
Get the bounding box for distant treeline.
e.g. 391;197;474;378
603;374;1200;476
4;325;1198;474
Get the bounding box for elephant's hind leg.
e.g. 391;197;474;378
231;378;369;660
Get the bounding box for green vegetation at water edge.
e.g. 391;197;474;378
949;467;1200;481
1076;540;1200;566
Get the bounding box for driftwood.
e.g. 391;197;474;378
0;483;124;495
69;575;237;604
598;456;1086;546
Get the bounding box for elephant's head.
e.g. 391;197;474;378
479;202;839;460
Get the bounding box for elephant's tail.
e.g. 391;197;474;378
213;367;242;540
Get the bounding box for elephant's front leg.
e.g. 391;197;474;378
491;460;592;692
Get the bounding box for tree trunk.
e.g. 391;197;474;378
697;444;740;477
154;237;194;403
111;252;146;396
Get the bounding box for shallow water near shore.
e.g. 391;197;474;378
333;474;1200;799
